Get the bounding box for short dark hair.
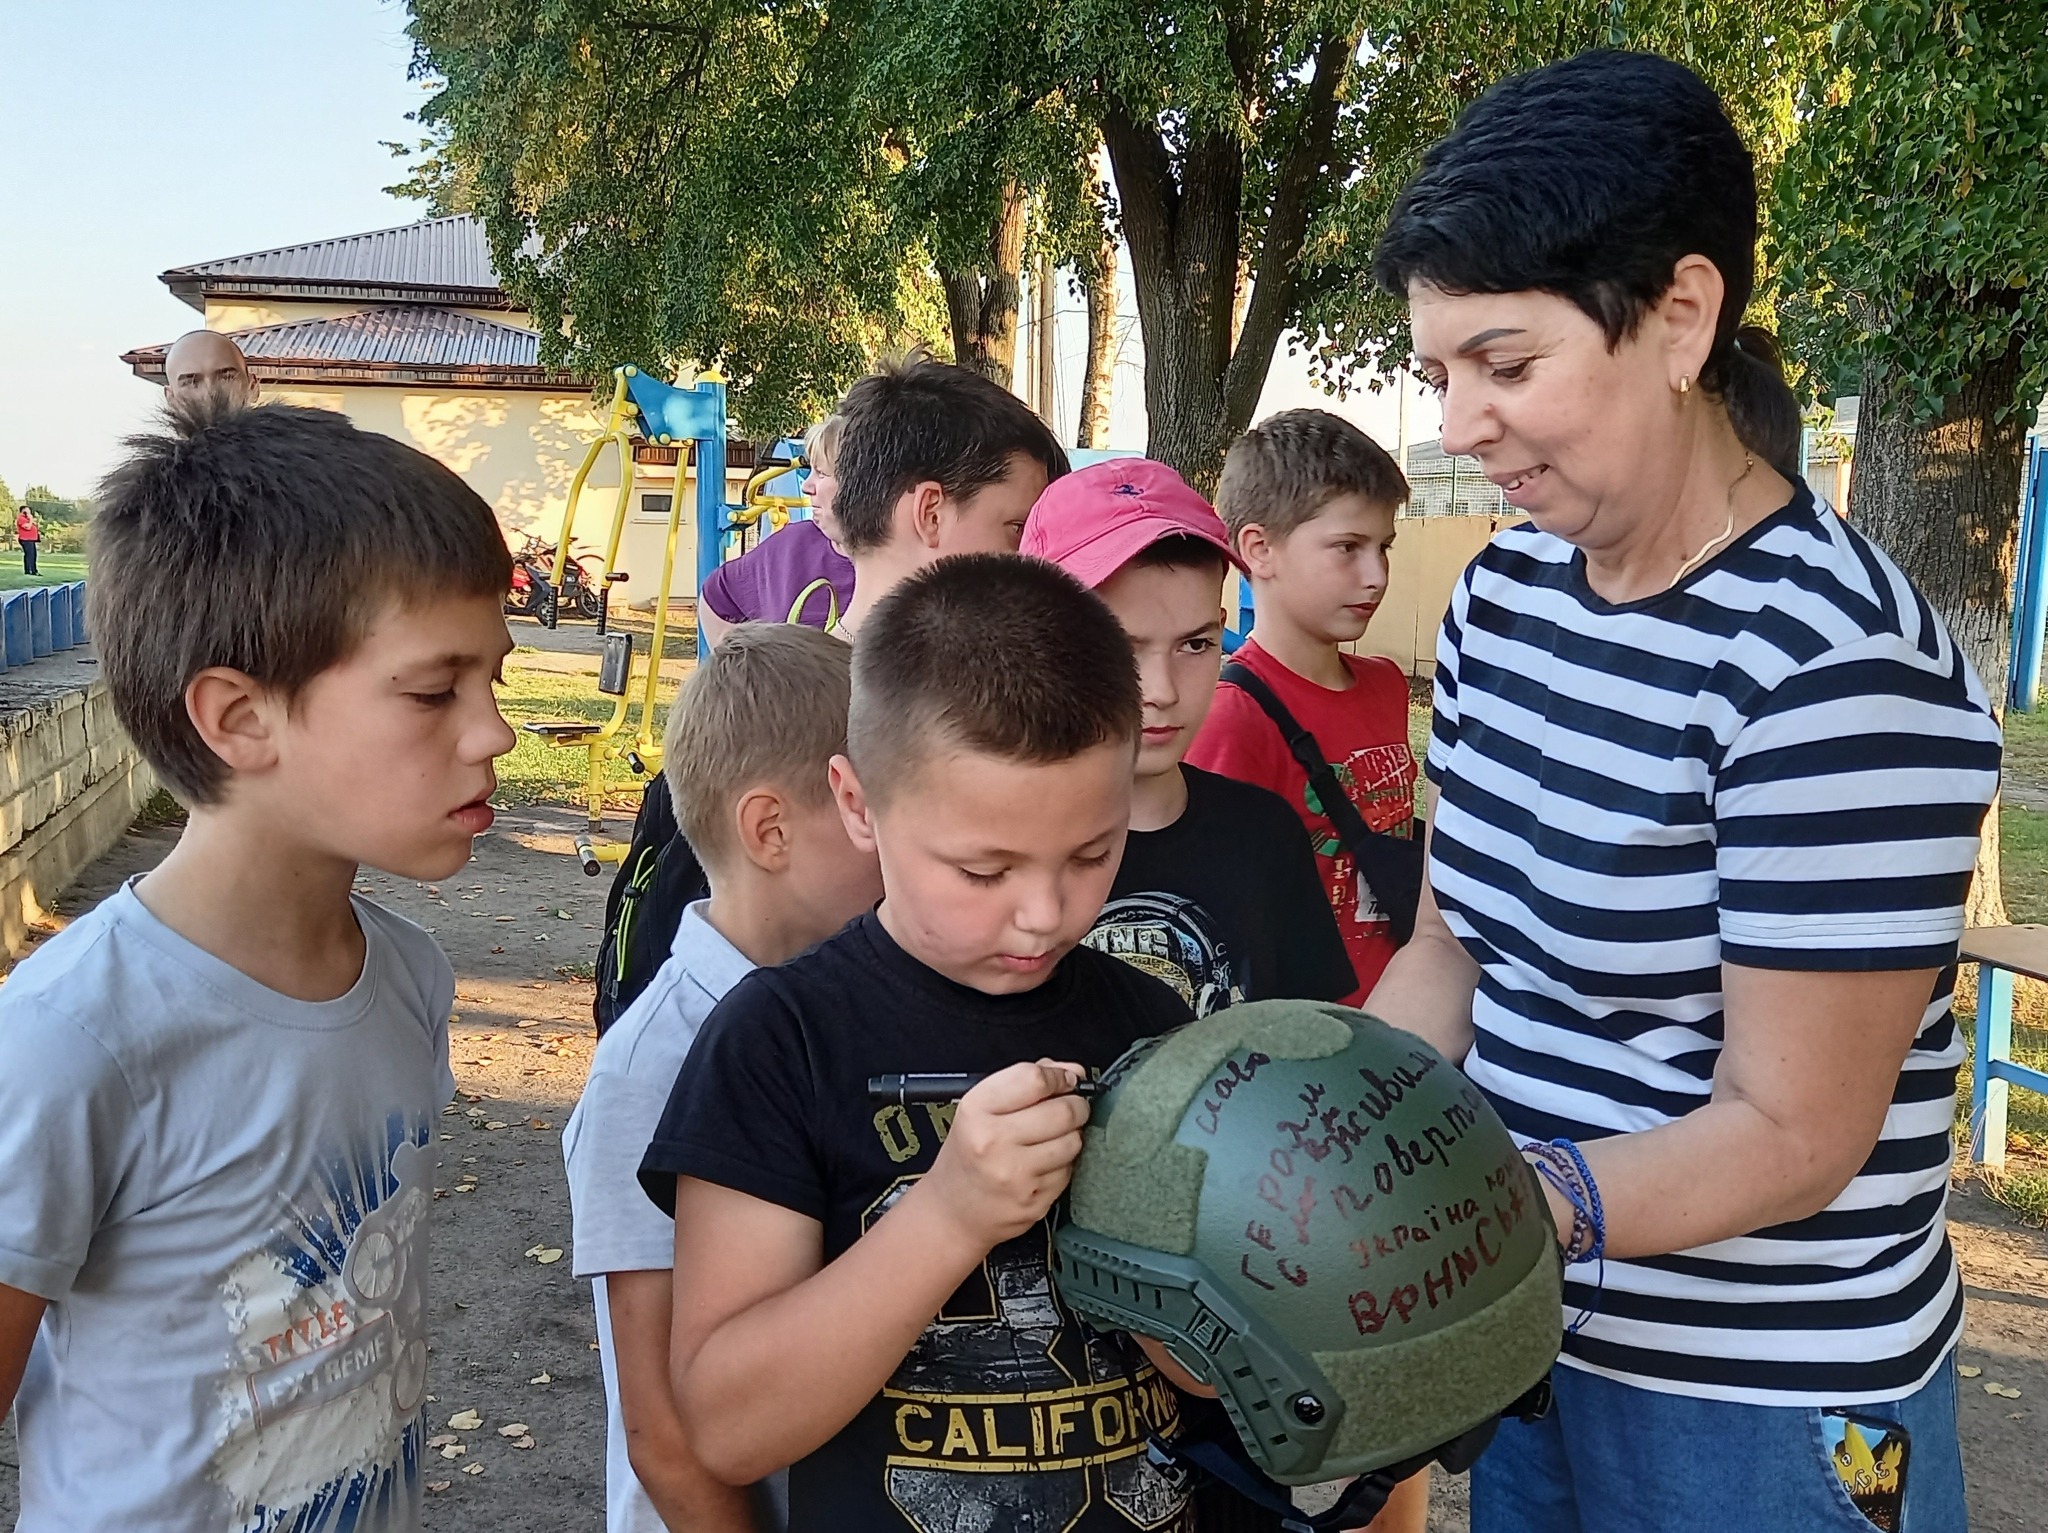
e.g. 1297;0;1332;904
1372;50;1799;455
848;554;1139;802
90;404;513;804
832;356;1071;553
1214;410;1409;540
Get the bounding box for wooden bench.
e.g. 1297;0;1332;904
1961;924;2048;1168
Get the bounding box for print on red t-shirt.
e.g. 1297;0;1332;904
1186;640;1416;1000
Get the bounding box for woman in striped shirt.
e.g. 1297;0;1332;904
1366;50;1999;1533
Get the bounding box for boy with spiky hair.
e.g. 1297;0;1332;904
642;555;1195;1531
830;355;1071;635
0;403;516;1530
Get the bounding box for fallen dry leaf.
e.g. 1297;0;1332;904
528;1118;552;1130
1960;1365;1983;1378
528;1371;553;1385
464;1108;486;1120
512;1435;536;1450
460;1091;485;1103
462;1463;485;1477
426;1434;460;1449
1986;1383;2023;1399
453;1185;474;1195
494;916;515;923
498;1422;530;1437
426;1481;452;1494
491;945;505;954
534;1247;564;1265
448;1408;482;1430
439;1444;467;1460
484;1121;508;1131
517;1019;541;1029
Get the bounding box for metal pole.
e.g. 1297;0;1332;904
694;375;731;660
2012;438;2048;711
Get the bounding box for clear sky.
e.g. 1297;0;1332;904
0;0;1432;499
0;1;430;497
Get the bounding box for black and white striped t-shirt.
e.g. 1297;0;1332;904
1428;483;2001;1406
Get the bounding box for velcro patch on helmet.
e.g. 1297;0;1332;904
1070;1002;1356;1257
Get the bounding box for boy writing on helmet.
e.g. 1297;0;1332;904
642;556;1196;1531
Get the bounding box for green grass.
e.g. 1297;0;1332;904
492;661;680;809
0;552;88;591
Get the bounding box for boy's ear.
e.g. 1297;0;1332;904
1235;522;1280;581
903;481;949;551
185;666;281;776
731;786;792;873
828;754;879;854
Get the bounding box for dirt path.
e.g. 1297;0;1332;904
3;804;2045;1530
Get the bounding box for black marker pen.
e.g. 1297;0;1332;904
866;1073;1102;1107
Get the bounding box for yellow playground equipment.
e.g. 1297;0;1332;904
524;364;809;874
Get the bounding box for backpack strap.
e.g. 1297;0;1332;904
786;576;841;630
1219;661;1423;945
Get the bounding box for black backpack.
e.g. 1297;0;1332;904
1218;660;1425;945
594;773;711;1034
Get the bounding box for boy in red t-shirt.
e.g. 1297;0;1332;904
1186;408;1417;1001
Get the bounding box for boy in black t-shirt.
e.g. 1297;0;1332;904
642;556;1196;1533
1022;460;1354;1015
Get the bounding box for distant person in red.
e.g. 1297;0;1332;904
698;416;855;647
14;505;38;577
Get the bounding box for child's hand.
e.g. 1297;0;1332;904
917;1060;1090;1252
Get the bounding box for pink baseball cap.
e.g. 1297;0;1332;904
1021;458;1245;588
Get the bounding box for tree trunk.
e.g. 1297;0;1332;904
1849;315;2029;926
937;182;1027;390
1078;235;1117;449
1100;29;1358;491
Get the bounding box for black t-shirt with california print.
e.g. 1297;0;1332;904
641;912;1198;1533
1084;765;1355;1016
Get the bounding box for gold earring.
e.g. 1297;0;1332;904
1678;375;1692;395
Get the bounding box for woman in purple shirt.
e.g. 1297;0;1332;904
699;417;856;647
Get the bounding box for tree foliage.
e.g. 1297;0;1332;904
1298;1;1831;394
382;127;481;217
406;0;951;436
1773;0;2048;427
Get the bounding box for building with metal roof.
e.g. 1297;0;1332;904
119;216;707;591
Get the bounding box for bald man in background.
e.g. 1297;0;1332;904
163;330;257;418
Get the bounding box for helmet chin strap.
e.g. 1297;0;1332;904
1145;1376;1556;1533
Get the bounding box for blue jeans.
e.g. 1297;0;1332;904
1471;1357;1965;1532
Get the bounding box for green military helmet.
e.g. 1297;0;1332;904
1053;999;1561;1485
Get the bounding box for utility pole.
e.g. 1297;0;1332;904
1034;255;1058;432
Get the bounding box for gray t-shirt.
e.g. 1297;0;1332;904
0;880;455;1531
